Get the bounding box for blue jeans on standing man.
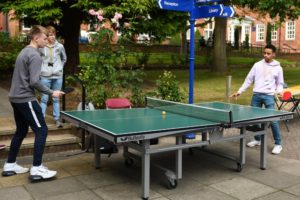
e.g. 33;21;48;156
40;77;62;121
251;93;281;145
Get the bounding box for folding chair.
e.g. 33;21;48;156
275;91;293;131
105;98;132;109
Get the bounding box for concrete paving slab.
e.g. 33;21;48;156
210;177;276;200
25;177;88;199
243;168;300;189
283;183;300;197
39;190;103;200
93;182;162;200
166;185;236;200
275;161;300;176
76;170;129;189
0;172;30;188
0;186;32;200
256;191;300;200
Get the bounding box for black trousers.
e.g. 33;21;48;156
8;101;48;166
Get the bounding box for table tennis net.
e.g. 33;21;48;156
146;97;232;124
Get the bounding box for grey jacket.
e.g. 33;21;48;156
40;41;67;79
9;46;53;103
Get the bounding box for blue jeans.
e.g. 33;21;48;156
251;93;281;145
40;77;62;121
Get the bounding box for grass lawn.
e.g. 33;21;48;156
143;67;300;105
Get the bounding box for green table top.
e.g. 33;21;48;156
61;102;292;137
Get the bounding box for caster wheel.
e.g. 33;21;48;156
167;179;178;189
125;158;134;167
237;163;243;172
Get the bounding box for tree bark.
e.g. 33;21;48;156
212;17;228;74
61;6;82;74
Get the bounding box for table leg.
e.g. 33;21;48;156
141;140;150;200
239;127;246;165
176;136;182;179
260;124;267;170
94;134;101;169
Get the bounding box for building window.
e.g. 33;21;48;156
256;24;264;42
286;21;295;40
228;27;233;43
271;25;277;41
204;22;214;40
244;25;251;43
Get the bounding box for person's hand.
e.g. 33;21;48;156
52;90;65;98
230;92;240;98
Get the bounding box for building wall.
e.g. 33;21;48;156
0;11;20;37
196;7;300;52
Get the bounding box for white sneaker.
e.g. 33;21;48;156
247;140;261;147
272;145;283;154
30;165;57;179
2;162;29;176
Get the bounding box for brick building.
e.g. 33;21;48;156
196;7;300;53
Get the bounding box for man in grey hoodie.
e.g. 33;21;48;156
40;26;67;128
2;25;64;180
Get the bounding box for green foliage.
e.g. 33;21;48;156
78;28;145;108
237;0;300;22
169;33;181;45
0;32;24;71
155;71;186;102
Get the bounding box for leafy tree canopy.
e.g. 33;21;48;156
233;0;300;22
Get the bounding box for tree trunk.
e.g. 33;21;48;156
212;17;228;74
180;31;187;54
61;6;82;74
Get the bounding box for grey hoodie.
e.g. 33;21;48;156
40;40;67;79
9;46;53;103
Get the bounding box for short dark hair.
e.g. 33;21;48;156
28;25;47;40
264;44;276;53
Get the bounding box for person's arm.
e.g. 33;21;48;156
231;65;255;97
60;45;67;66
275;67;284;94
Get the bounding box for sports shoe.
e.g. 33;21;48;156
30;165;57;179
272;145;283;154
55;120;63;128
247;140;261;147
2;162;29;176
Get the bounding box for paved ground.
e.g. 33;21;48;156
1;86;300;200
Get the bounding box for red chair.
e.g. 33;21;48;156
277;91;293;111
105;98;132;109
276;91;293;132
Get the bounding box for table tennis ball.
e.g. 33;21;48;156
162;111;166;115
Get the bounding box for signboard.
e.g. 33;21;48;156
158;0;194;12
195;0;221;3
193;4;223;18
219;6;235;17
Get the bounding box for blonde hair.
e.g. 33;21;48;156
46;26;56;35
28;25;48;40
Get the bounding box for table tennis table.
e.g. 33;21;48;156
61;97;293;200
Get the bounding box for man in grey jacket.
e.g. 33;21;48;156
40;26;67;128
2;25;64;180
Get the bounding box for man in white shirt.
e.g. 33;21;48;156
231;44;284;154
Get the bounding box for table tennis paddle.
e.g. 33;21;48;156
62;87;75;94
